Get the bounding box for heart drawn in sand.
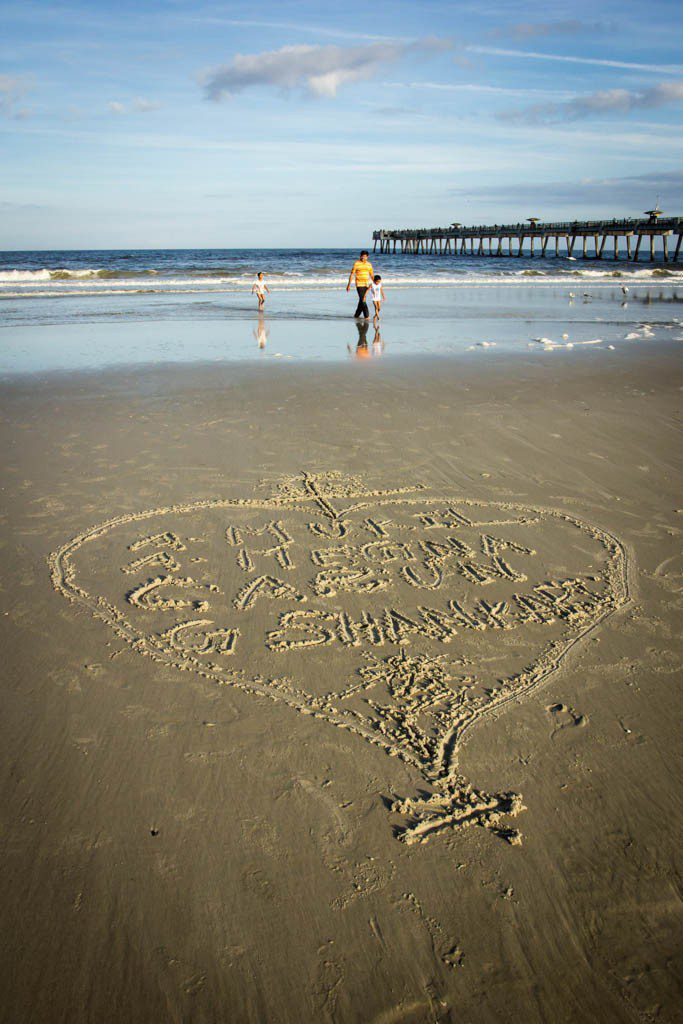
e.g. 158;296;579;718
50;472;629;845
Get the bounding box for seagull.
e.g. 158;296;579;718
568;292;575;298
621;286;629;295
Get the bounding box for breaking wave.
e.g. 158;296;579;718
2;246;682;305
2;266;682;300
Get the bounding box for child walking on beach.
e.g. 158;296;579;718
252;271;269;309
370;275;385;320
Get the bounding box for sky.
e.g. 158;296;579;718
1;0;683;249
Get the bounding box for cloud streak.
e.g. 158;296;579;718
490;20;607;41
448;170;683;209
108;97;161;114
200;39;451;100
391;80;574;99
0;74;31;118
180;16;402;44
468;46;683;75
500;81;683;123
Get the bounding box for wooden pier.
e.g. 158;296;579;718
373;210;683;263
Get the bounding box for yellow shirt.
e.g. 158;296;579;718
352;260;374;287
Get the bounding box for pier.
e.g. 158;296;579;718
373;209;683;262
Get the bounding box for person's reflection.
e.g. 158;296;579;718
372;325;384;357
348;320;371;360
253;313;268;351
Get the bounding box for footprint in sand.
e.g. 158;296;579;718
546;702;588;738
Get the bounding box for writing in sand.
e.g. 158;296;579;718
50;472;628;845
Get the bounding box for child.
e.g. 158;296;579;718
252;271;269;309
370;275;385;319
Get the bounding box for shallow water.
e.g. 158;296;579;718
1;280;681;376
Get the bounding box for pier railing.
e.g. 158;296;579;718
372;217;683;262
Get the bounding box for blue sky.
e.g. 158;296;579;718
1;0;682;249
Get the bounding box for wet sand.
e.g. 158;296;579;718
1;346;682;1023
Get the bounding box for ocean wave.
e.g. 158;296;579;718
0;268;109;281
0;267;165;282
0;265;343;282
1;266;682;297
0;288;172;298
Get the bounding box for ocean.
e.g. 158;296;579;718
1;248;681;373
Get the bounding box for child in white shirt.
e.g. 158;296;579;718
370;275;385;320
252;271;269;309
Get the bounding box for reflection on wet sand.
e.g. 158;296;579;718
254;314;268;350
348;321;385;360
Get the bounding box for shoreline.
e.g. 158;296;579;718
1;279;681;376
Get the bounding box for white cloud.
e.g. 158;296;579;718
200;39;451;100
500;81;683;123
108;98;160;115
468;46;683;75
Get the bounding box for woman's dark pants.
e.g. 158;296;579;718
354;287;369;318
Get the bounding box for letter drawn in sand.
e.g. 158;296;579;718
129;531;186;552
312;565;388;597
160;620;240;656
233;574;306;611
401;537;474;591
226;520;295;572
308;519;351;539
417;507;473;530
50;471;630;848
127;575;219;612
121;550;181;575
266;610;334;651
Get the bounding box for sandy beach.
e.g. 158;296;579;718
4;0;683;1011
1;341;682;1023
